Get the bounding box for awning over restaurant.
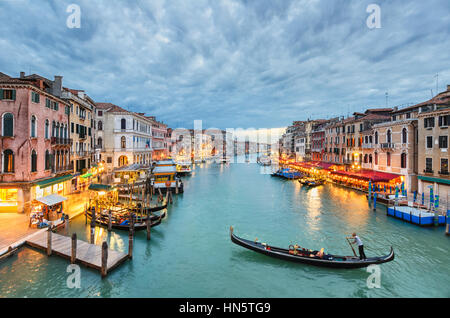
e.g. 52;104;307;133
35;194;67;206
34;174;73;188
115;164;150;172
330;170;401;182
80;173;93;178
88;184;115;192
418;175;450;185
292;161;336;170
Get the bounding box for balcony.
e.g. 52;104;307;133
51;137;73;146
438;170;449;176
380;143;395;149
423;169;434;174
362;144;373;149
52;164;74;174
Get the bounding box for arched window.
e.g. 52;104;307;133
369;154;373;163
401;153;407;169
121;136;126;149
374;152;378;165
118;155;128;167
98;121;103;131
3;149;14;172
31;150;37;172
402;128;407;144
60;123;64;139
387;130;392;144
45;150;51;170
121;118;126;130
52;121;56;137
374;131;378;144
98;137;102;148
55;123;60;138
387;152;391;167
2;113;14;137
364;154;368;163
45;120;49;139
31;116;37;138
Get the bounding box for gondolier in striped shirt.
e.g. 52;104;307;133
348;233;367;260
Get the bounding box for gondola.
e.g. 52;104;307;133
87;211;166;231
86;209;165;223
230;227;394;269
129;202;168;214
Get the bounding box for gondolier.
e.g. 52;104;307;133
348;233;367;260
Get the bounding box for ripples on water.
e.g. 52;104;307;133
0;157;449;298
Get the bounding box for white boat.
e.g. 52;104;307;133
257;155;271;166
176;161;192;175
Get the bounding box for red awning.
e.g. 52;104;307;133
330;170;401;182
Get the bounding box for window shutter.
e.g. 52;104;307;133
0;89;3;100
12;90;16;101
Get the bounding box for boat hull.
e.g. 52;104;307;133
230;229;394;269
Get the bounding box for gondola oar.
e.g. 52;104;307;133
346;238;357;257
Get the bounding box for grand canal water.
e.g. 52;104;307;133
1;156;449;298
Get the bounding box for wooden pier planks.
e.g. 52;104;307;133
26;231;128;273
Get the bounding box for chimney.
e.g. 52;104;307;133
20;72;25;78
52;75;63;97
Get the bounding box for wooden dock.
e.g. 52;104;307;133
26;231;129;275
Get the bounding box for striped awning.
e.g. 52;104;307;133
35;194;67;206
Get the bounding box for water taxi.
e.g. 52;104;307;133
176;161;192;175
151;165;184;194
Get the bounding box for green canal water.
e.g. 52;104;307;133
1;156;449;298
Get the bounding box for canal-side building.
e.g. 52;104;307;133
311;123;326;161
95;103;153;172
416;85;450;205
148;116;168;161
62;88;95;175
368;108;418;192
0;72;71;214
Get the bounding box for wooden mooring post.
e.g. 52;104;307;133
108;210;112;232
64;214;69;234
90;210;96;244
71;233;77;264
47;225;52;256
446;211;450;236
101;241;108;278
175;179;179;194
128;213;134;259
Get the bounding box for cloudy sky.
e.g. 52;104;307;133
1;0;449;130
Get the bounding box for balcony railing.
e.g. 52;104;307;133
438;170;449;175
362;144;373;149
52;164;74;174
380;143;395;149
51;137;73;145
423;169;434;174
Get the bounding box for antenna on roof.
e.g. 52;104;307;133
431;89;434;99
385;92;389;107
434;73;439;94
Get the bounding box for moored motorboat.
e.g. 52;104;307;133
229;227;394;269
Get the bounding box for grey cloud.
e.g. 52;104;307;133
0;0;449;129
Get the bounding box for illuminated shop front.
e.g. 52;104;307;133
32;174;73;201
0;188;19;213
